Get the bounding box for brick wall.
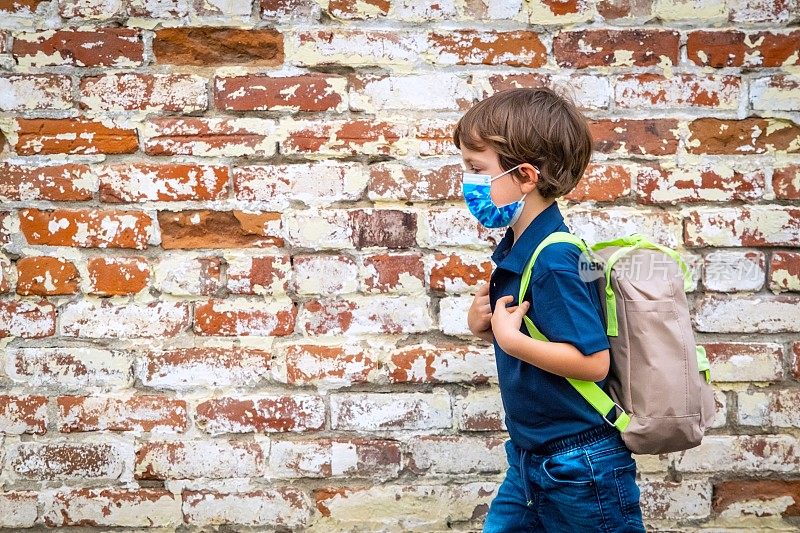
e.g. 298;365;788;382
0;0;798;530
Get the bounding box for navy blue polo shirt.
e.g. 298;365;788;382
488;200;613;452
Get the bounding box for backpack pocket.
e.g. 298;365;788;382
623;298;687;418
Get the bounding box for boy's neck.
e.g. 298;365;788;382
511;195;556;245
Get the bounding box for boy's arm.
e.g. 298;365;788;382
491;267;611;382
494;316;609;381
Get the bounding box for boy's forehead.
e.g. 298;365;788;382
460;147;497;163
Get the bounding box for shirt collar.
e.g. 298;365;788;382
491;201;565;275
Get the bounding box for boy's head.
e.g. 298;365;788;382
453;86;594;200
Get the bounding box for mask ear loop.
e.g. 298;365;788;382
494;163;538;205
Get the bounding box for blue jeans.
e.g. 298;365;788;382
483;424;646;532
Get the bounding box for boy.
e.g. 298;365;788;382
455;87;646;532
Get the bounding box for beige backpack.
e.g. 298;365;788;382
519;232;717;455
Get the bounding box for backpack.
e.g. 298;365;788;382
518;231;716;455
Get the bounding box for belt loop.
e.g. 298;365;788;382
518;448;533;507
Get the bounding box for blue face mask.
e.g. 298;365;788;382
462;163;528;228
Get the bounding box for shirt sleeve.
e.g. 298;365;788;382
528;268;610;356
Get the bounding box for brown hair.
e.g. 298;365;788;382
453;86;593;200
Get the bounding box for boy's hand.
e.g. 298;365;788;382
491;295;530;351
467;283;492;337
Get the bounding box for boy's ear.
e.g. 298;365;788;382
517;163;539;192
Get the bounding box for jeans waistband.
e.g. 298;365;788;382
531;423;619;456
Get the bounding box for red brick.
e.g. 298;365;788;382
770;251;800;292
7;441;127;480
14;118;138;155
80;73;207;112
590;118;679;156
348;72;474;112
136;440;266;480
194;298;296;336
687;30;800;67
0;395;48;434
301;296;432;335
429;252;492;292
313;483;493;529
215;73;346;111
268;438;402;479
327;0;389;18
157;210;282;249
58;0;123;17
0;162;92;201
566;163;631;202
793;342;800;379
182;488;312;527
225;254;291;295
773;164;800;199
292;254;359;295
349;209;417;248
87;256;149;296
15;256;79;295
285;343;379;385
0;299;56;338
0;0;45;14
367;162;461;201
154;255;222;296
57;395;188;432
330;391;451;430
195;395;325;433
19;208;152;248
427;30;546;67
139;347;274;390
730;0;794;22
416;118;459;157
153;27;283;66
692;294;800;333
684;206;799;247
0;73;72;110
260;0;318;18
42;488;180;528
291;29;420;68
406;435;506;474
0;258;10;293
98;163;228;202
60;300;190;338
456;390;506;431
614;73;741;108
636;164;764;204
280;118;408;157
13;27;144;67
0;491;38;528
595;0;652;20
233;162;365;208
143;117;277;157
361;252;424;293
388;343;496;384
713;480;800;518
475;72;550;98
7;347;134;390
128;0;187;16
554;29;680;68
750;74;800;111
702;342;784;382
687;117;800;155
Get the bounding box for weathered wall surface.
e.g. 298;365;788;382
0;0;798;531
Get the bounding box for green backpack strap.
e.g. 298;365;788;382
517;231;631;433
